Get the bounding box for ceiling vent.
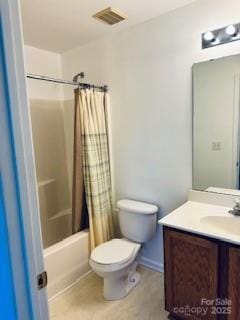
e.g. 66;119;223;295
93;7;127;25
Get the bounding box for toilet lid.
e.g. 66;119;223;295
91;239;140;265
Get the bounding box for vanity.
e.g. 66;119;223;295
159;191;240;320
158;52;240;319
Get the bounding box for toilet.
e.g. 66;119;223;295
89;199;158;300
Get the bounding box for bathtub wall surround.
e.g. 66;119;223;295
61;0;240;270
24;45;63;100
25;46;72;248
30;98;71;248
24;45;91;299
24;45;75;193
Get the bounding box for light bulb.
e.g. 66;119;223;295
203;31;215;42
225;24;238;36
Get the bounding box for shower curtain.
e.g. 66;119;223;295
72;89;87;233
73;88;115;250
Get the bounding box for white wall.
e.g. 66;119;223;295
61;0;240;270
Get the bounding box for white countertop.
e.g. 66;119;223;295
158;200;240;245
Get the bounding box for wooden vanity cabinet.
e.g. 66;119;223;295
164;227;240;320
164;228;219;320
228;247;240;320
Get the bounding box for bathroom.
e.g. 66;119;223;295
1;0;240;319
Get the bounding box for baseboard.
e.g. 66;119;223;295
139;256;164;273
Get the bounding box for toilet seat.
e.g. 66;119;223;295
91;238;141;265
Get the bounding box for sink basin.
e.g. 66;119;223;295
200;216;240;237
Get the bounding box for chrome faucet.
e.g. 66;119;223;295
229;198;240;216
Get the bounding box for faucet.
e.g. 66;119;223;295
229;198;240;216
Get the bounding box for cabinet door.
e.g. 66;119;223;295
228;247;240;320
164;228;218;320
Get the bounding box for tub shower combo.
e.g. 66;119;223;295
28;73;109;299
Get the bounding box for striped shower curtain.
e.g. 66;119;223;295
74;88;115;250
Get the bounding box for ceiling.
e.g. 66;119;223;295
21;0;196;53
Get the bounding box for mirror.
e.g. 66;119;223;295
193;54;240;195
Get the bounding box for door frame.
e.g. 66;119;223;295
0;0;48;319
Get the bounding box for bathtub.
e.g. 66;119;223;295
44;230;90;300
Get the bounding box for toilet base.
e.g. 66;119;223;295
103;271;141;301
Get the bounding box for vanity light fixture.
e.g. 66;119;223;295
203;31;215;42
225;24;238;37
202;22;240;49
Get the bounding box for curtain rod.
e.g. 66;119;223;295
26;73;108;92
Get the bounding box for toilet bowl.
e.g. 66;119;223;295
89;238;141;300
89;199;158;300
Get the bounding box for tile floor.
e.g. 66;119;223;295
49;266;169;320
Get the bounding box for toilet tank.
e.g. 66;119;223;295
116;199;158;243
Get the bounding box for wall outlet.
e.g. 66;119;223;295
212;141;221;151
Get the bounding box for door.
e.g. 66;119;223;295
0;178;18;319
228;247;240;320
164;228;218;320
0;0;48;319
